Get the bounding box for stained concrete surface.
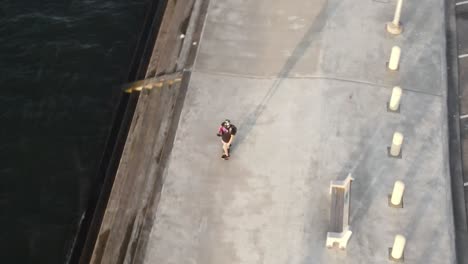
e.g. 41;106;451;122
143;0;456;263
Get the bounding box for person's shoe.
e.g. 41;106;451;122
221;154;229;160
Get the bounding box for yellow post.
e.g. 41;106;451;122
390;181;405;206
390;234;406;260
388;46;401;71
390;132;404;157
389;86;402;112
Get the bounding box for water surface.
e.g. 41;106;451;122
0;0;147;262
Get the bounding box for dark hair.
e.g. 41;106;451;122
222;119;231;127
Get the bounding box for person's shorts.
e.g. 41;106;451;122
222;141;230;149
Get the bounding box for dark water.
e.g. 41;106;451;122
0;0;147;263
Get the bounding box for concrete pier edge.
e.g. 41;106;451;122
131;0;212;262
74;0;172;262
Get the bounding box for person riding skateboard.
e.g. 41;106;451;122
216;119;237;160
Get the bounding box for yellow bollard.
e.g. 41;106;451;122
388;86;402;112
390;234;406;260
388;46;401;71
387;0;404;35
390;181;405;207
389;132;404;158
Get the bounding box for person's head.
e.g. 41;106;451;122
223;119;231;128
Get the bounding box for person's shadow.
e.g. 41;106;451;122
231;1;337;152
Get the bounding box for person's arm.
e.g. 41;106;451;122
217;126;223;136
228;135;235;145
228;126;237;144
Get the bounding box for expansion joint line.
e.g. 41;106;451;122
192;69;443;98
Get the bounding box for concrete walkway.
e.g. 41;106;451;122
143;0;456;263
